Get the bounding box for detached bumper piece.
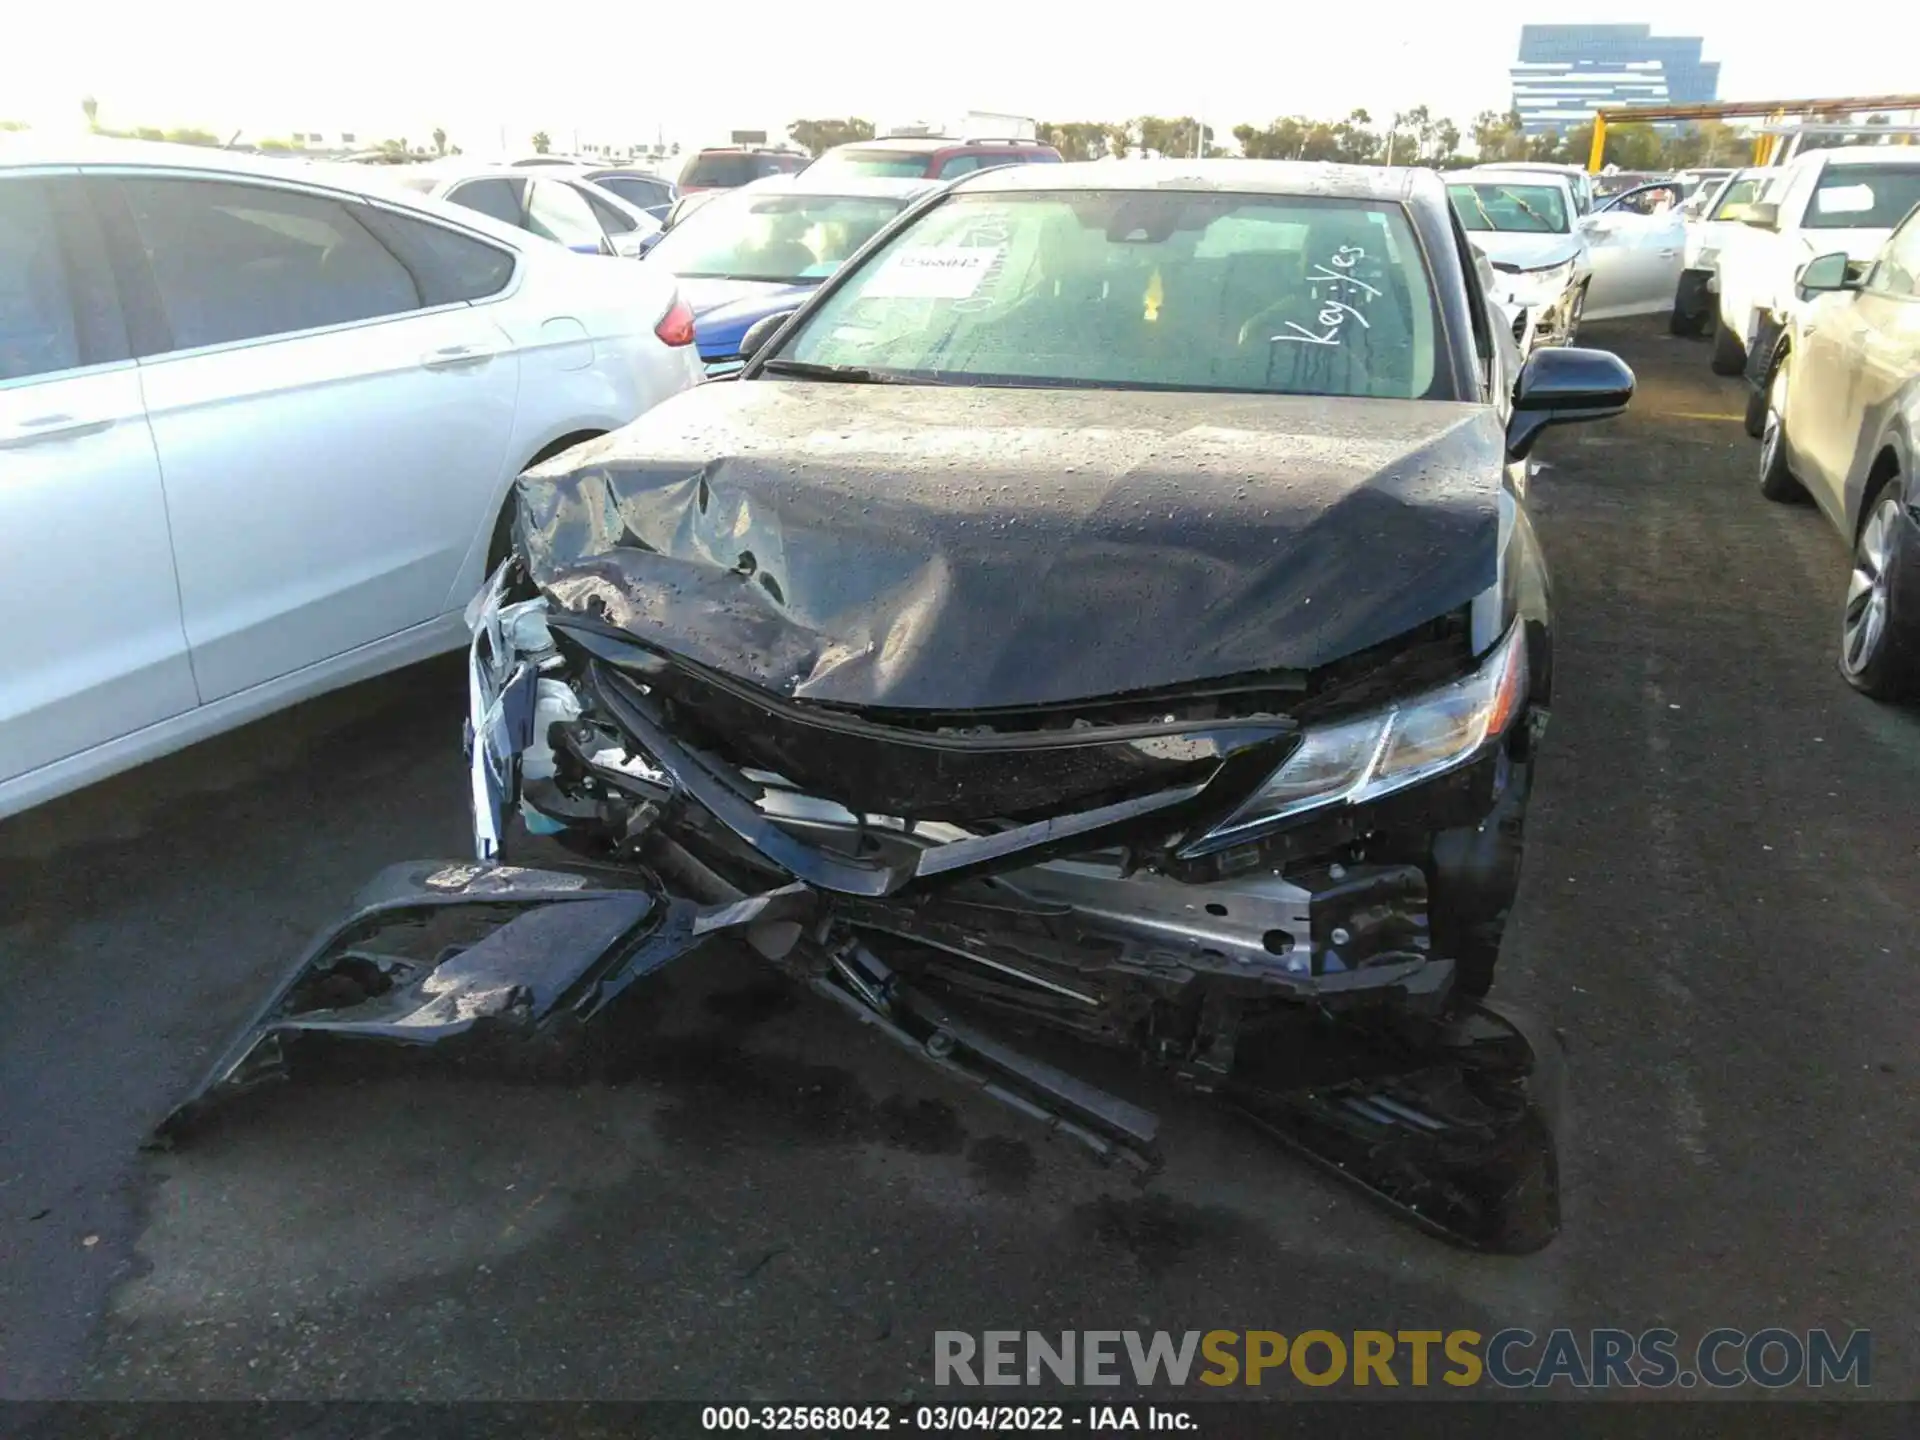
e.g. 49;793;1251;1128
1221;1001;1561;1253
158;861;808;1138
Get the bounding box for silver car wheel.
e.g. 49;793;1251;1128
1843;496;1899;676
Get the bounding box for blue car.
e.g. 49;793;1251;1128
639;174;940;375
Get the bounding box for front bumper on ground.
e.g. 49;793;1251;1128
168;568;1563;1253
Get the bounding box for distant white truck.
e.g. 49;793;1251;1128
1667;167;1771;336
880;112;1038;141
1709;146;1920;379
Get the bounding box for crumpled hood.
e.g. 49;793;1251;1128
516;381;1504;711
1473;233;1583;271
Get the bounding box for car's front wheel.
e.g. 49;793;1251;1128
1757;353;1806;503
1668;270;1711;336
1842;481;1917;699
1560;283;1586;346
1710;310;1747;375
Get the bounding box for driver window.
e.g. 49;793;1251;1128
119;177;421;352
1615;186;1678;216
526;180;608;249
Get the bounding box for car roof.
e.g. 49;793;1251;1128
1471;160;1585;174
1809;145;1920;168
1457;168;1575;191
828;136;1050;154
386;161;535;185
734;172;945;201
947;157;1429;203
0;135;547;250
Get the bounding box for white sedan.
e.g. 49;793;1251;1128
1448;170;1592;351
380;163;664;259
0;138;703;819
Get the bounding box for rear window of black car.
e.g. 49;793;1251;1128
680;152;805;188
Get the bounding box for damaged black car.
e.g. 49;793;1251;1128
170;162;1633;1253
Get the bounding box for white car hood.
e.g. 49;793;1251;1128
1471;232;1583;271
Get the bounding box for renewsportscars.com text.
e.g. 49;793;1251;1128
933;1328;1871;1390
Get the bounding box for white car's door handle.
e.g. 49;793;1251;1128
0;413;114;449
420;344;496;371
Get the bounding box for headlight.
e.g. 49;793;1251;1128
1512;258;1574;295
1185;623;1528;853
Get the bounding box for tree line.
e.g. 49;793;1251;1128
783;108;1764;170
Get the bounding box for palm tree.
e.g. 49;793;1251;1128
432;126;447;155
531;130;551;154
81;95;98;130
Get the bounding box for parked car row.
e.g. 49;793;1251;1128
1741;196;1920;697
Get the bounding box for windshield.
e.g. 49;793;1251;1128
644;190;911;282
1806;166;1920;230
1447;183;1570;234
775;190;1442;400
811;150;933;179
1710;176;1766;222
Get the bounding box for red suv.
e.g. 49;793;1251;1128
677;148;810;193
805;135;1063;181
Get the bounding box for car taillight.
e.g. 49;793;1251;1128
655;294;696;347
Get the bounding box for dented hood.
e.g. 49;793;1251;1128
516;381;1503;711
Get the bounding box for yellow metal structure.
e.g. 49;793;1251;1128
1584;94;1920;172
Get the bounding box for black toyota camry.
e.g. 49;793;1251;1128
178;162;1634;1252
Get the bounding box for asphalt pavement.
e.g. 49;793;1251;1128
4;318;1918;1402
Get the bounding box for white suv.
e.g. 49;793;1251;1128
0;138;703;819
1668;167;1770;335
1709;146;1920;376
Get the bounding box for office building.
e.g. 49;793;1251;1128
1510;24;1719;134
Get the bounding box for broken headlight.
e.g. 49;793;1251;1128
1503;258;1575;306
1189;622;1528;852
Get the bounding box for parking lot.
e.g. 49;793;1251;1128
4;316;1919;1401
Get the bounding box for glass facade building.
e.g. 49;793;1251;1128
1510;24;1719;134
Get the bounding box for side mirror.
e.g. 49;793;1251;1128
738;311;796;365
1741;201;1780;230
1506;347;1635;460
1795;251;1856;299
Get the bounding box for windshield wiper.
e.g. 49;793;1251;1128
759;359;909;383
1499;189;1552;229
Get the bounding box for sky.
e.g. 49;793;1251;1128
4;0;1917;154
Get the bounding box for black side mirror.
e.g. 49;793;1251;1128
1742;201;1780;230
1796;251;1857;300
739;312;797;365
1507;347;1635;460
